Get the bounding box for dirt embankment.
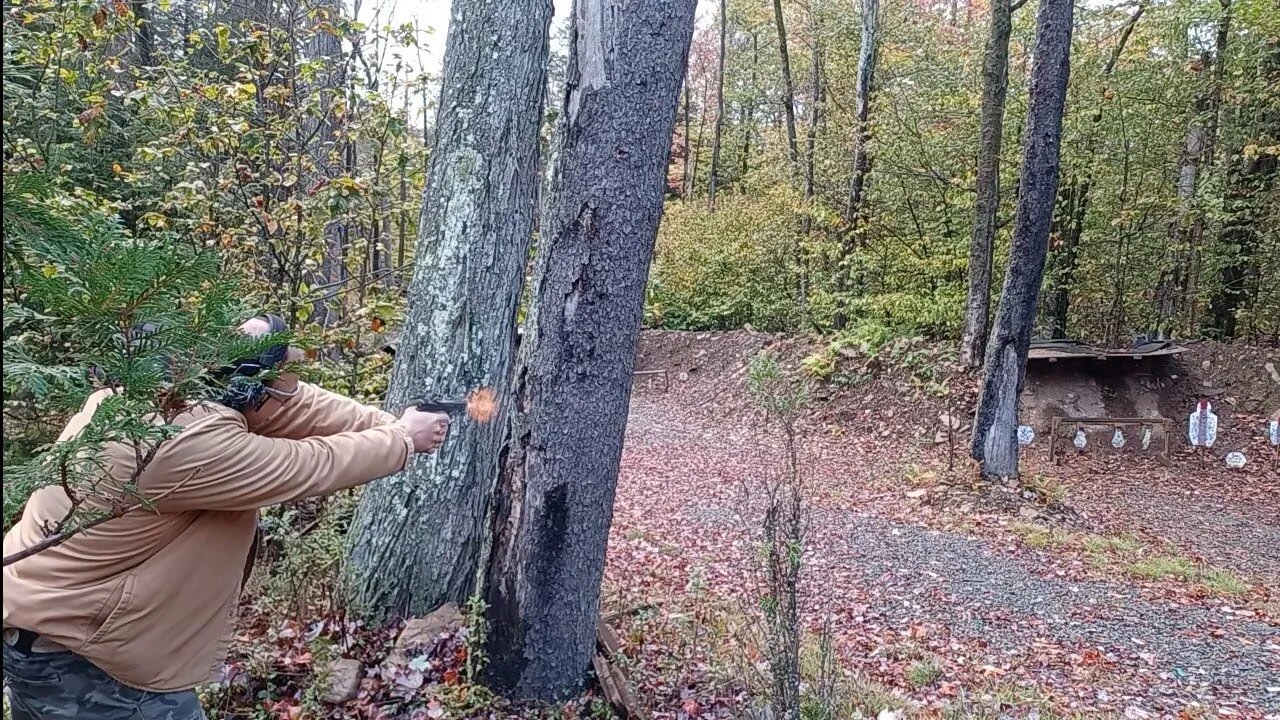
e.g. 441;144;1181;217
634;330;1280;457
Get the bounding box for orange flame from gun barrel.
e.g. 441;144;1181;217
466;388;498;423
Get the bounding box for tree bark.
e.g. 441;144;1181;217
483;0;696;700
833;0;879;330
970;0;1074;479
959;0;1016;368
345;0;552;618
772;0;801;168
1042;2;1144;340
708;0;728;208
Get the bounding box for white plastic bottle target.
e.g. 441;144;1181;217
1141;427;1152;450
1073;428;1087;450
1225;451;1247;469
1111;428;1125;449
1269;419;1280;447
1018;425;1035;446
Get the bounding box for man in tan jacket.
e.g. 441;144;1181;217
2;316;449;719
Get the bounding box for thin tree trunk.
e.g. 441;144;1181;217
689;80;709;197
682;79;693;200
802;18;821;218
345;0;553;618
1042;2;1144;339
306;0;348;327
970;0;1074;479
740;31;759;182
798;12;822;312
484;0;696;700
1154;107;1208;338
960;0;1018;368
131;0;154;66
833;0;879;330
1206;36;1278;339
397;81;410;272
772;0;800;168
708;0;728;208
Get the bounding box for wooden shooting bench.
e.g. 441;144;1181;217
1049;415;1172;463
632;369;669;392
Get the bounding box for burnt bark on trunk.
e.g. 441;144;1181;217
708;0;728;208
970;0;1073;480
959;0;1017;367
772;0;801;168
483;0;696;700
345;0;553;618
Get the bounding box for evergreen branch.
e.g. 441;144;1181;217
2;465;202;567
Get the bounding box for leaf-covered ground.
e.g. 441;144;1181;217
603;331;1278;719
212;331;1276;720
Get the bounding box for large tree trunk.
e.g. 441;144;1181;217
772;0;801;168
833;0;879;330
959;0;1017;368
1205;37;1279;339
708;0;728;208
483;0;696;700
1042;3;1144;340
344;0;552;618
970;0;1074;479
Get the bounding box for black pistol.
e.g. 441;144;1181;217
413;399;468;415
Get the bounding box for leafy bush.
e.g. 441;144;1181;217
649;185;805;332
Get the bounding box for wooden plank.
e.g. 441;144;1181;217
1028;345;1186;361
592;653;624;714
632;369;669;391
597;619;625;659
610;663;646;720
1054;416;1170;424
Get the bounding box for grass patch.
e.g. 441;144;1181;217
1023;473;1068;505
1010;522;1074;550
1082;534;1143;555
1127;554;1198;582
1200;567;1250;595
905;658;941;688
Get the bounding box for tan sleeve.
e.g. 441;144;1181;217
146;410;414;511
239;375;394;439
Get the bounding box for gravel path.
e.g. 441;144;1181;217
611;391;1280;715
809;511;1279;708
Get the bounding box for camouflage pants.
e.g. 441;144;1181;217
2;640;205;719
